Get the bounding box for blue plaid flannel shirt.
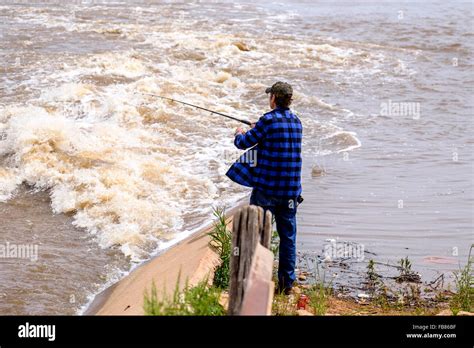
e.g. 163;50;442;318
226;106;303;198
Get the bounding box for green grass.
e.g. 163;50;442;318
144;206;232;316
208;207;232;289
272;292;297;316
143;276;225;316
366;259;378;282
270;229;280;256
395;256;421;283
373;285;391;310
398;256;412;275
309;264;333;316
450;244;474;314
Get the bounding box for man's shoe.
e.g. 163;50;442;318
275;285;292;296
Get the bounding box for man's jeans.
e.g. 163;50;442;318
250;189;298;290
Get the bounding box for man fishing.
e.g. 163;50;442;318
226;81;303;295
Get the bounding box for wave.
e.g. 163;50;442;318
0;5;369;262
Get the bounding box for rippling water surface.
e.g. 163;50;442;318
0;1;472;314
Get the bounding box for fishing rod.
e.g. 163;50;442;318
138;92;252;126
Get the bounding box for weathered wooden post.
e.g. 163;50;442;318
228;205;274;315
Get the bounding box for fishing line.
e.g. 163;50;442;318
137;92;252;125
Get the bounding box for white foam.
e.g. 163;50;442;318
0;11;367;262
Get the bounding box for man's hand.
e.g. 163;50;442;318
235;122;256;136
234;127;246;136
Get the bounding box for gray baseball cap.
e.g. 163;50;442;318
265;81;293;96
